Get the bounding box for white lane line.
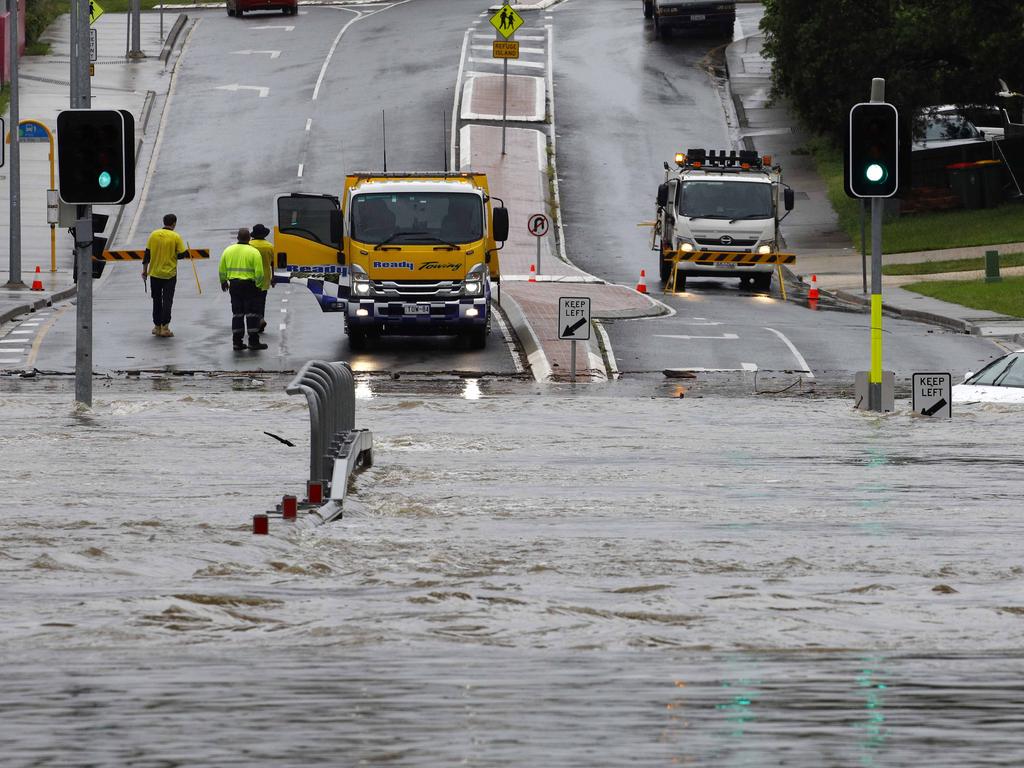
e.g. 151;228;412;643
281;308;287;312
742;362;758;371
297;163;304;177
9;330;33;335
473;33;545;41
0;359;22;364
281;298;288;303
305;118;312;131
279;323;287;331
250;25;294;31
19;322;40;327
764;327;814;378
470;44;545;55
468;58;545;70
312;9;362;101
491;303;525;375
0;339;28;344
667;365;759;373
654;333;739;340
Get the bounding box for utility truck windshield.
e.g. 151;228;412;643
679;181;772;220
351;192;484;245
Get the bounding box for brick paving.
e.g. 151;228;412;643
463;74;545;122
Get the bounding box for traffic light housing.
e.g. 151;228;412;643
845;102;900;198
72;213;110;281
57;109;136;205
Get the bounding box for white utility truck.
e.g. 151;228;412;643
653;148;795;291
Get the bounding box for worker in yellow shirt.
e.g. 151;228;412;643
250;223;275;333
218;228;267;351
142;213;188;338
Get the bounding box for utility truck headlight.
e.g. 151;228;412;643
758;244;773;255
680;241;695;252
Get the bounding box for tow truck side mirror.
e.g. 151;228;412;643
657;183;669;208
784;187;795;211
492;206;510;242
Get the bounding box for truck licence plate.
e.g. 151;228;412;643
691;14;706;20
405;304;431;315
714;261;735;269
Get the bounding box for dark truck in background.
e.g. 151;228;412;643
643;0;736;37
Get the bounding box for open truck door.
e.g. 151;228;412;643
274;193;347;312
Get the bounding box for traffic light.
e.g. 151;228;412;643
845;102;900;198
72;213;110;281
57;109;135;205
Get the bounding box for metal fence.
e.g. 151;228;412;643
286;360;357;487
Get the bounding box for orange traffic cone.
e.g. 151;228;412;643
808;274;819;300
529;263;536;283
30;266;44;291
635;269;648;294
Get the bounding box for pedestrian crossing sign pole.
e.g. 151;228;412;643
489;4;524;156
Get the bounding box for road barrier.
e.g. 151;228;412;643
253;360;373;533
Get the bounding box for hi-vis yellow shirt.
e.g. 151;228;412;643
218;243;265;285
250;238;274;291
145;228;187;279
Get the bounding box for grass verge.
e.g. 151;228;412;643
808;137;1024;254
903;275;1024;317
882;252;1024;275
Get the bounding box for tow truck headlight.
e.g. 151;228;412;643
351;264;372;296
463;263;487;296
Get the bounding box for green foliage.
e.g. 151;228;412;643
903;275;1024;317
25;0;68;47
883;252;1024;275
807;139;1024;252
761;0;1024;143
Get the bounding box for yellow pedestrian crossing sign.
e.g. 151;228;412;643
89;0;104;25
490;3;524;39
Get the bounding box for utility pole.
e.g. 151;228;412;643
71;0;94;406
6;0;22;287
129;0;143;59
867;78;885;413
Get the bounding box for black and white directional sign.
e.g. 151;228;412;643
912;372;952;418
558;296;591;340
528;213;549;237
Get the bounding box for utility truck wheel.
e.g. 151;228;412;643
660;259;672;284
754;273;772;292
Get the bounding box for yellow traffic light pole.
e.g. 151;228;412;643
6;120;57;272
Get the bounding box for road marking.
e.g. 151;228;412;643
230;49;281;59
18;322;40;327
654;333;739;340
0;358;21;364
9;330;32;335
593;320;618;380
468;57;544;69
216;83;269;98
764;327;814;378
297;163;304;178
471;44;545;55
305;118;312;131
279;323;287;331
491;304;525;375
0;339;28;344
250;24;294;31
24;303;71;369
473;33;544;41
667;364;758;373
313;6;369;101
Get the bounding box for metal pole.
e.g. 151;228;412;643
6;0;22;287
130;0;142;58
72;0;93;406
860;199;867;294
160;3;164;40
867;77;885;412
570;339;576;382
535;232;541;276
501;57;507;155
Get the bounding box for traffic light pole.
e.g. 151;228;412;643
868;77;885;412
71;0;93;407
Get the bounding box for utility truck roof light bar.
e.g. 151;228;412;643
674;149;767;169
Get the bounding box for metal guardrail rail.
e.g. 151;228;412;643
285;360;373;523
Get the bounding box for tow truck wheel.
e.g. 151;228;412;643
347;327;368;351
643;0;653;19
659;259;672;283
466;326;488;350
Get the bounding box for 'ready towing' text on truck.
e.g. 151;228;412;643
272;172;509;350
652;148;795;292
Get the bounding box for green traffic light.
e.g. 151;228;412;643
98;171;112;189
865;163;887;184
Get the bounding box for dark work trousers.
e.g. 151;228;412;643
150;275;177;326
228;279;262;343
255;288;269;322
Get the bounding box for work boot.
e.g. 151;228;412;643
159;325;174;338
152;325;160;335
259;319;267;332
233;340;248;351
248;335;268;351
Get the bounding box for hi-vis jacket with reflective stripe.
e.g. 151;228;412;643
218;243;265;285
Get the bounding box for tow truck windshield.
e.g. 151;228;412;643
351;192;484;245
679;181;772;220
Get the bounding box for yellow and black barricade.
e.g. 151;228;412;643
95;248;210;261
666;250;796;299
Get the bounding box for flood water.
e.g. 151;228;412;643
2;376;1023;766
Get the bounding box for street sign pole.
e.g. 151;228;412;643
6;0;22;287
72;0;94;407
501;54;508;155
571;340;576;382
868;78;885;413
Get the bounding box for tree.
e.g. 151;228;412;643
760;0;1024;143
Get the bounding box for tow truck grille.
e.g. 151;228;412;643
371;280;463;300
